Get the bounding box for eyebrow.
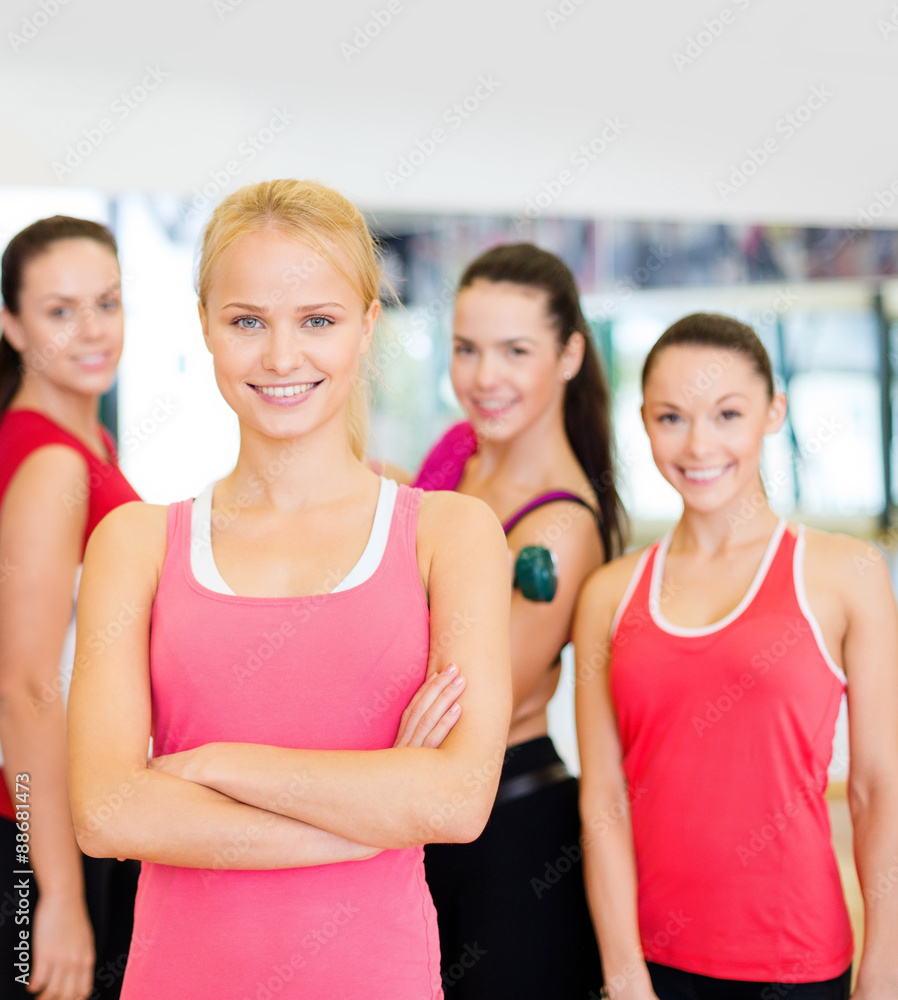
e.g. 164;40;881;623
39;283;121;303
222;301;345;312
453;335;535;345
650;392;749;409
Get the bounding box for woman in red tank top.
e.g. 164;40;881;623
575;313;898;1000
0;218;141;1000
67;180;512;999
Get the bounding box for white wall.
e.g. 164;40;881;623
1;0;895;227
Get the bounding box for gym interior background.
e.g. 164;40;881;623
2;0;894;956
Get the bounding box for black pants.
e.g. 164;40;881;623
424;736;603;999
648;962;852;1000
0;817;140;999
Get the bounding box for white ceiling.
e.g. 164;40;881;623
1;0;895;226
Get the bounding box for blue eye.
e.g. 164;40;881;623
234;316;262;330
720;410;741;420
305;316;331;329
658;413;681;425
99;299;120;312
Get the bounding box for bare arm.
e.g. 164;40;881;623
828;537;898;998
68;503;383;869
147;492;512;850
0;446;96;1000
506;500;604;721
575;557;659;1000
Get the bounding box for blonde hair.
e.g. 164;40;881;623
196;179;382;459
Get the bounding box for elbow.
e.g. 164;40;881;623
69;770;147;859
417;787;494;846
71;807;115;859
848;763;888;815
449;810;491;845
73;826;107;859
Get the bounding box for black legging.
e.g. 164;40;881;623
424;736;603;999
0;817;140;999
647;961;852;1000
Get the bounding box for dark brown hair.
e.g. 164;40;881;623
459;243;626;560
641;312;774;398
1;216;118;413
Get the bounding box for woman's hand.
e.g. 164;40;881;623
148;746;207;783
27;893;95;1000
393;663;466;749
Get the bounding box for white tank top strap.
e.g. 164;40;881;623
792;523;848;687
190;477;399;596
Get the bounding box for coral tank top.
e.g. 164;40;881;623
609;521;852;982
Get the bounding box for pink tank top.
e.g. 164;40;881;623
609;521;852;982
121;486;442;1000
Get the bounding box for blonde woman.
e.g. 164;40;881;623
67;180;511;999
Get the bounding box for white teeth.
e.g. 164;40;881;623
683;466;727;481
75;354;107;364
478;400;512;410
256;382;316;398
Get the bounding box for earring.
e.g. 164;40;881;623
563;371;572;381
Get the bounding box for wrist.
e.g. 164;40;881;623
191;742;215;785
854;967;898;998
602;954;652;998
33;884;88;909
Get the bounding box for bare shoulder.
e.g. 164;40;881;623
5;443;89;501
580;545;650;611
85;501;170;575
417;489;504;544
415;490;507;597
800;524;895;603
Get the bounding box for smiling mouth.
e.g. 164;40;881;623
681;464;733;482
250;381;322;398
73;353;110;366
473;399;516;414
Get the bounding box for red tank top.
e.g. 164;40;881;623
121;486;441;999
0;409;139;556
0;409;140;821
609;520;852;982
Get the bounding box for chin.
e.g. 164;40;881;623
471;418;518;442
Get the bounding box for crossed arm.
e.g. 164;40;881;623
68;492;512;868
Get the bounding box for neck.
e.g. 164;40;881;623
221;418;369;511
673;480;780;554
473;404;571;486
11;378;101;437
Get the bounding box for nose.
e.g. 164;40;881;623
474;351;501;389
74;303;104;342
685;417;715;457
262;323;301;376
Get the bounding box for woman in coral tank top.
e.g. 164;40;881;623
575;314;898;1000
67;180;511;1000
